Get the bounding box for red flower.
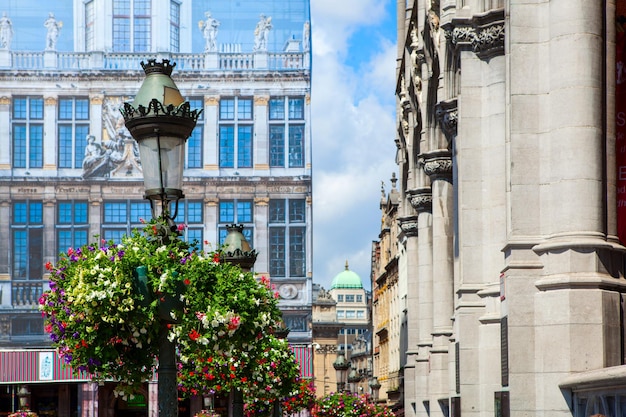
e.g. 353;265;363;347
184;278;191;285
189;329;201;341
45;261;53;271
213;253;220;263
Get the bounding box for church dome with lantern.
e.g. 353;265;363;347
330;261;363;289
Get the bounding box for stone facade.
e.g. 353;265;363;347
0;1;312;415
390;1;626;416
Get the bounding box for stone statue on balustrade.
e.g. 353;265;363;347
199;11;220;52
253;14;272;52
44;12;62;50
0;12;13;50
302;21;310;52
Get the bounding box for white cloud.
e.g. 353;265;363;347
310;0;397;289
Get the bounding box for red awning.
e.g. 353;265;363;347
0;349;91;383
290;345;313;378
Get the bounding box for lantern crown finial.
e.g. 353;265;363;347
141;59;175;76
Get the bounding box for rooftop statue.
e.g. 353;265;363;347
44;12;62;50
199;11;220;53
253;14;272;52
0;12;13;50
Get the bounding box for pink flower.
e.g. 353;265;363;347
228;315;241;330
177;223;186;231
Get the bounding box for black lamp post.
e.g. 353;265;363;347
121;59;202;417
332;353;350;392
369;376;381;402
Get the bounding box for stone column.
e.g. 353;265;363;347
43;96;57;170
203;96;219;171
254;96;269;171
423;150;453;415
408;187;433;417
398;214;419;417
254;196;269;274
507;1;624;415
204;197;218;249
0;96;10;169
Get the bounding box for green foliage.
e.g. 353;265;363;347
40;218;300;401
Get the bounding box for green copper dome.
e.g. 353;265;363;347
330;261;363;289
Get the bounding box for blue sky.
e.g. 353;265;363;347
310;0;397;290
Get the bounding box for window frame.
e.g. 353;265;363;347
269;96;305;168
12;97;44;169
219;97;254;169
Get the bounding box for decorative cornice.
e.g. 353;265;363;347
407;188;433;213
445;8;505;60
254;96;269;105
398;215;419;237
0;96;10;105
205;96;219;106
422;150;452;181
44;96;57;105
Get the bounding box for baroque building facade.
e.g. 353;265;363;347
371;174;402;411
0;1;312;416
391;1;626;417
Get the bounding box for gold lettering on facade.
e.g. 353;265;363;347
56;187;91;193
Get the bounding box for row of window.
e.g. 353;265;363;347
336;294;364;303
339;328;367;336
11;96;306;170
337;310;366;319
11;198;307;280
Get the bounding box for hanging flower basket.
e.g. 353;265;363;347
39;218;301;401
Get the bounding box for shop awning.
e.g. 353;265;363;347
290;345;313;378
0;349;91;383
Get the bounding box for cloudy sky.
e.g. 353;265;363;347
309;0;398;290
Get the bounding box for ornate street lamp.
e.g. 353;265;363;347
332;352;350;392
369;376;381;401
121;59;202;224
347;365;362;393
121;59;202;417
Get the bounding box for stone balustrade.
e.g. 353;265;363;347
0;50;309;71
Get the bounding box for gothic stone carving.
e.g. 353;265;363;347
398;215;419;237
445;9;505;60
423;150;452;181
435;98;458;144
408;188;433;213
